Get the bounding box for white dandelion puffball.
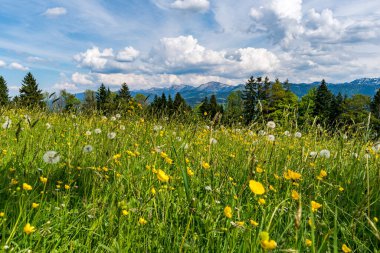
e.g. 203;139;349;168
101;116;107;121
210;138;218;145
364;153;371;159
94;128;102;134
372;143;380;153
284;131;291;137
43;151;60;164
46;123;51;129
2;119;11;129
309;151;318;158
319;149;331;159
266;121;276;129
83;145;93;153
120;125;126;131
176;137;182;142
110;116;116;121
153;125;162;131
258;130;266;136
204;186;212;191
115;114;121;119
107;132;116;139
267;135;275;142
294;132;302;138
352;152;358;158
85;130;92;136
183;143;189;150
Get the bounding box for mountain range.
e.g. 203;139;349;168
76;78;380;106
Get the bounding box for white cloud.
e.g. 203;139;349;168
9;62;29;71
270;0;302;22
27;56;44;62
116;47;140;62
74;47;114;70
53;82;78;91
72;72;94;85
0;60;6;68
44;7;67;17
170;0;210;12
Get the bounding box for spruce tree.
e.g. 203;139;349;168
313;79;334;123
96;83;108;110
116;83;132;106
371;89;380;119
0;76;9;106
242;76;259;123
19;72;44;108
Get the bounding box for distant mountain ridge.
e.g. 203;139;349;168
75;78;380;106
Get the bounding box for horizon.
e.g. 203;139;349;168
1;1;380;96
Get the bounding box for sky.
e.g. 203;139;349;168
1;0;380;95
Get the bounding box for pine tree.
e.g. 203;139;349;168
96;83;108;110
0;76;9;106
242;76;262;123
173;92;190;112
199;96;210;117
313;79;334;123
371;89;380;119
19;72;44;108
116;83;132;107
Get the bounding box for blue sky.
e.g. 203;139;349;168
1;0;380;95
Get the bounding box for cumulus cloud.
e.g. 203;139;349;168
116;47;140;62
53;82;78;91
44;7;67;17
72;72;94;85
0;60;6;68
74;47;114;70
9;62;29;71
170;0;210;12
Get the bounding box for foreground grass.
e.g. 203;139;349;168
0;109;379;252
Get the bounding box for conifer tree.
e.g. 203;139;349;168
242;76;262;123
116;83;132;105
19;72;44;108
313;79;334;123
0;76;9;106
96;83;108;110
371;89;380;119
82;90;97;113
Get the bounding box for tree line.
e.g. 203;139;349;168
2;72;380;131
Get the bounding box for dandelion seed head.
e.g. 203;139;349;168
210;138;218;144
83;145;93;153
107;132;116;139
319;149;330;159
85;131;92;136
43;151;60;164
94;128;102;134
266;121;276;129
267;135;275;142
294;132;302;138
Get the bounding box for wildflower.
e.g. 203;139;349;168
40;176;48;184
294;132;302;138
42;151;60;164
11;178;18;185
187;167;194;176
291;190;300;200
374;217;378;223
115;113;121;119
32;203;39;209
46;123;51;129
138;217;147;225
319;149;331;158
94;128;102;134
157;169;169;182
266;121;276;129
210;138;218;144
224;206;232;218
284;130;291;137
305;239;312;247
107;132;116;139
110;116;116;121
259;231;277;250
267;135;275;142
236;221;245;227
83;145;93;153
317;170;327;180
153;125;162;131
284;169;302;181
342;244;352;253
151;187;156;195
2;119;11;129
256;165;264;173
249;180;265;195
0;212;5;217
311;201;322;212
122;210;129;216
258;130;266;136
64;184;70;190
249;220;259;227
23;183;33;191
164;157;173;165
85;131;92;136
120;125;126;130
309;151;318;158
23;223;36;235
258;198;266;205
205;186;212;191
339;186;344;192
202;161;210;169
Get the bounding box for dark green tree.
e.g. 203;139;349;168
0;76;9;106
242;76;266;123
60;90;81;112
371;89;380;119
224;90;243;123
82;90;97;113
96;83;108;110
313;79;334;123
19;72;45;108
116;83;132;108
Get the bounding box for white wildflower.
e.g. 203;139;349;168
258;130;266;136
46;123;51;129
352;152;358;158
120;125;126;131
153;125;162;131
83;145;93;153
107;132;116;139
94;128;102;134
319;149;331;159
176;137;182;142
110;116;116;121
284;131;291;137
101;116;107;121
267;135;275;142
210;138;218;145
205;186;212;191
115;113;121;119
85;131;92;136
2;119;11;129
309;151;318;158
43;151;60;164
294;132;302;138
266;121;276;129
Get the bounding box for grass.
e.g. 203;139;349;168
0;108;379;252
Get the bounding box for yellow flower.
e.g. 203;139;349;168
23;223;36;235
317;170;327;180
202;161;210;169
122;210;129;216
160;152;168;159
305;239;312;247
284;169;302;181
164;157;173;165
22;183;33;191
11;179;18;185
138;217;147;225
31;203;39;209
258;198;266;205
236;221;245;227
64;184;70;190
311;201;322;212
256;166;264;173
342;244;352;253
259;231;277;250
269;185;276;192
291;190;300;200
0;212;4;217
224;206;232;218
40;176;48;184
249;219;259;227
151;187;156;195
339;186;344;192
157;169;170;182
249;180;265;195
187;167;194;176
374;217;378;223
